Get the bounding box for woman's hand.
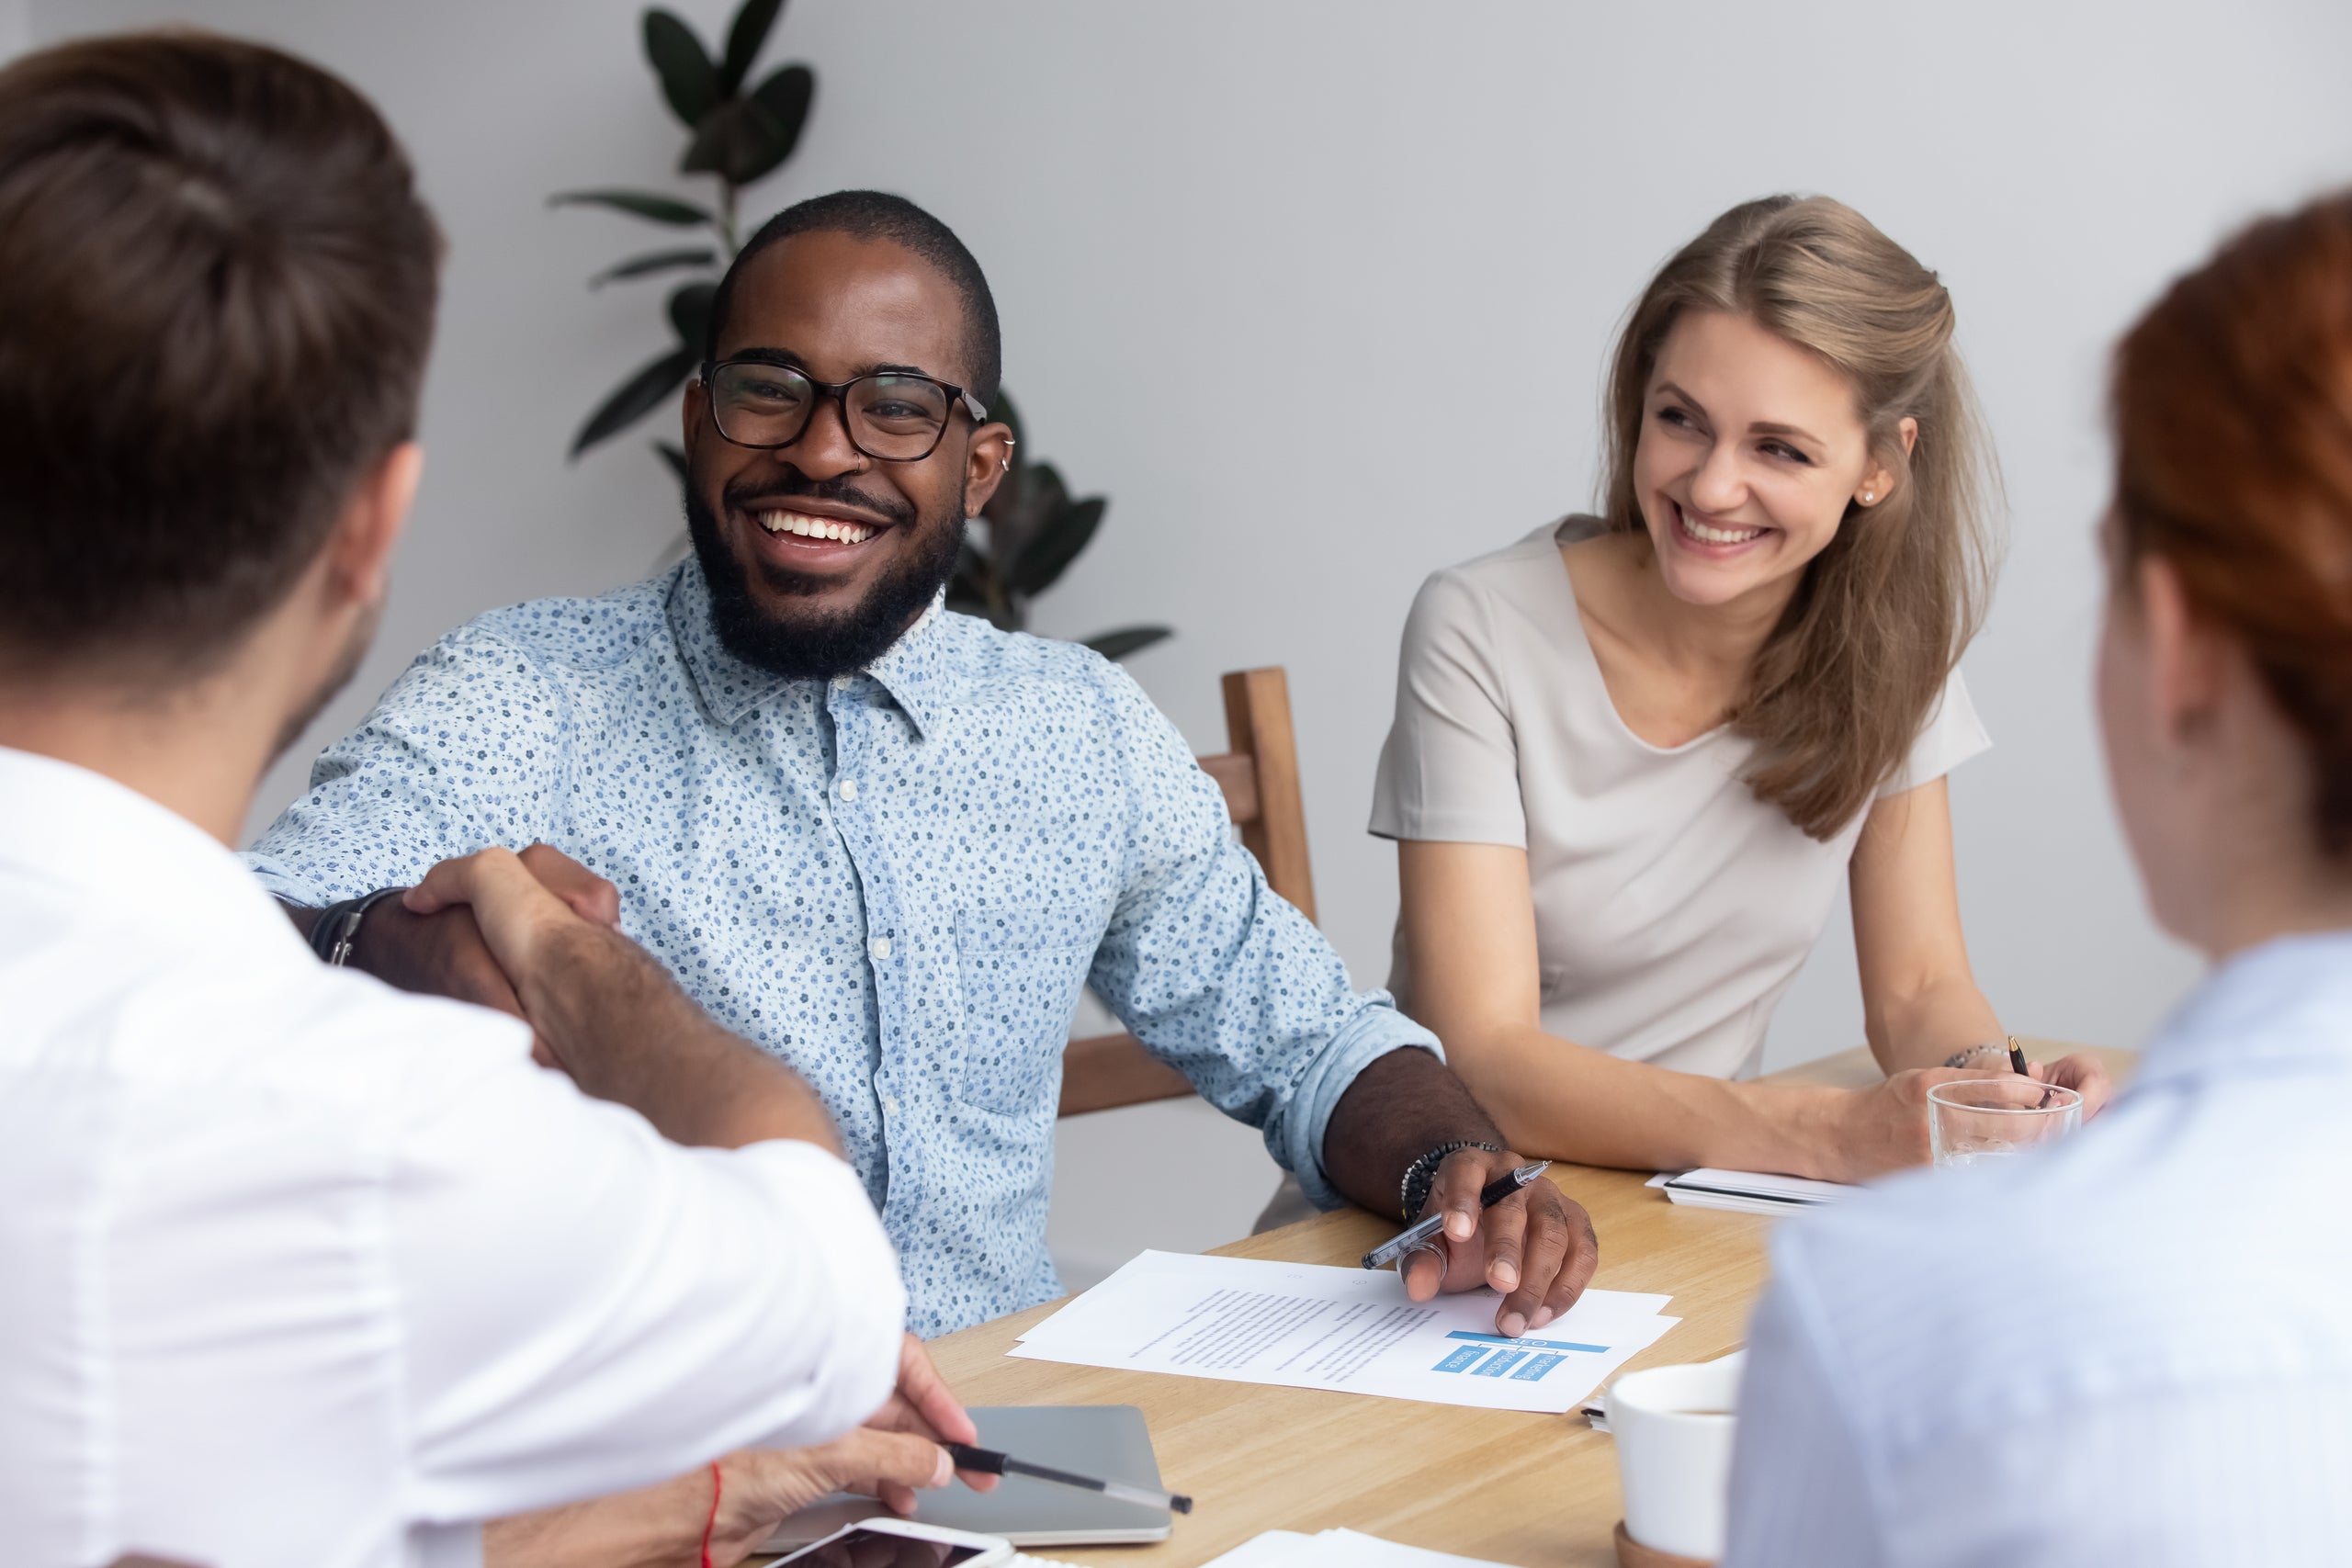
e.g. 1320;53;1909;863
1818;1067;2010;1182
2030;1052;2116;1118
1820;1055;2112;1182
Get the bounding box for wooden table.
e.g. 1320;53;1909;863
927;1042;2134;1567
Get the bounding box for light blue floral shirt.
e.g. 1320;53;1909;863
245;560;1433;1337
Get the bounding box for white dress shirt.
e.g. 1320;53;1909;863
0;747;908;1568
1725;929;2352;1567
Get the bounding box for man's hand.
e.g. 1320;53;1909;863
1398;1146;1599;1338
861;1333;999;1511
343;896;525;1016
484;1431;956;1568
401;844;840;1153
315;845;622;1049
706;1435;956;1565
402;845;620;997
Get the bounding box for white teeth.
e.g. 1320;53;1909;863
758;511;875;544
1678;506;1763;546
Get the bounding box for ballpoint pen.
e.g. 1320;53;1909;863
1360;1159;1552;1271
943;1442;1193;1514
2007;1033;2054;1107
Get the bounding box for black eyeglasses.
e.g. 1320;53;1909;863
702;358;989;462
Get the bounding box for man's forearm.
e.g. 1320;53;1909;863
274;897;325;942
515;922;841;1154
1318;1044;1509;1218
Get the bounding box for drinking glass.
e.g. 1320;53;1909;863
1928;1078;2082;1168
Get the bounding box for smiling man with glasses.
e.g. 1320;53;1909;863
249;188;1600;1343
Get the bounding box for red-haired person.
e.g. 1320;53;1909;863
1726;192;2352;1563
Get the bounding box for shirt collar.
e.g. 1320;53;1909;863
2132;928;2352;1091
667;557;959;738
0;744;309;963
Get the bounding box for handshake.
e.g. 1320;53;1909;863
316;847;1002;1565
311;844;840;1153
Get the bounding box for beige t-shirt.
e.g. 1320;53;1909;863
1369;517;1991;1079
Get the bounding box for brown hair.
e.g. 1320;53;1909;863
2110;191;2352;858
0;31;439;679
1600;195;1998;839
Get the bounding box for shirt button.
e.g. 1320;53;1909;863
879;1093;901;1117
837;777;858;802
869;936;893;961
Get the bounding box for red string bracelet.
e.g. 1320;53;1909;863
699;1459;723;1568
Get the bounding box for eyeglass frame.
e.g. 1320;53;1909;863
698;355;991;463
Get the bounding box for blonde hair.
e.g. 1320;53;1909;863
1600;194;2000;840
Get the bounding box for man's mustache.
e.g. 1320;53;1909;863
721;471;917;530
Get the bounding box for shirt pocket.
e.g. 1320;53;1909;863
952;901;1102;1117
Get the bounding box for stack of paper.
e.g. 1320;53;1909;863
1204;1528;1512;1565
1647;1168;1859;1215
1011;1250;1678;1414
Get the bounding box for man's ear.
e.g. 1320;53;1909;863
323;441;424;609
961;421;1016;518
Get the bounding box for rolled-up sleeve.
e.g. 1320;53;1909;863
383;997;905;1523
1081;666;1439;1211
243;626;571;906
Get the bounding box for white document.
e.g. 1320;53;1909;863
1649;1168;1860;1214
1012;1250;1677;1414
1203;1528;1515;1566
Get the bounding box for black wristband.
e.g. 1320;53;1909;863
1398;1139;1503;1223
307;886;410;966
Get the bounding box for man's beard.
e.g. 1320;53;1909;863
685;474;963;681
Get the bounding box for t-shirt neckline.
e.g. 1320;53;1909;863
1546;515;1736;760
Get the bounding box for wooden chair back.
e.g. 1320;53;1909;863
1057;667;1318;1116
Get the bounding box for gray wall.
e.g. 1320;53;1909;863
25;1;2352;1280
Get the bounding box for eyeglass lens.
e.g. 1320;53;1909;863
709;364;953;459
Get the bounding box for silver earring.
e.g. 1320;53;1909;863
1861;490;1875;503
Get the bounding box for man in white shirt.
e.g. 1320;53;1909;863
0;32;944;1568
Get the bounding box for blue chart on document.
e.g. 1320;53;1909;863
1430;1329;1608;1382
1010;1251;1679;1413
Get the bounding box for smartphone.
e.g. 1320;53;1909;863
768;1517;1016;1568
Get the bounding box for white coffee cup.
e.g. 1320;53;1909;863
1604;1352;1744;1562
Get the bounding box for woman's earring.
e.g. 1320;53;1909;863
1861;490;1875;504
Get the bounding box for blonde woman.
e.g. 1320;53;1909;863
1375;196;2108;1181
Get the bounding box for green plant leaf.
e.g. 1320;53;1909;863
666;280;717;352
718;0;783;94
654;441;691;487
642;8;718;127
589;246;718;287
747;63;815;165
571;344;698;457
1008;494;1105;596
1082;625;1174;661
681;96;788;185
550;188;715;227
